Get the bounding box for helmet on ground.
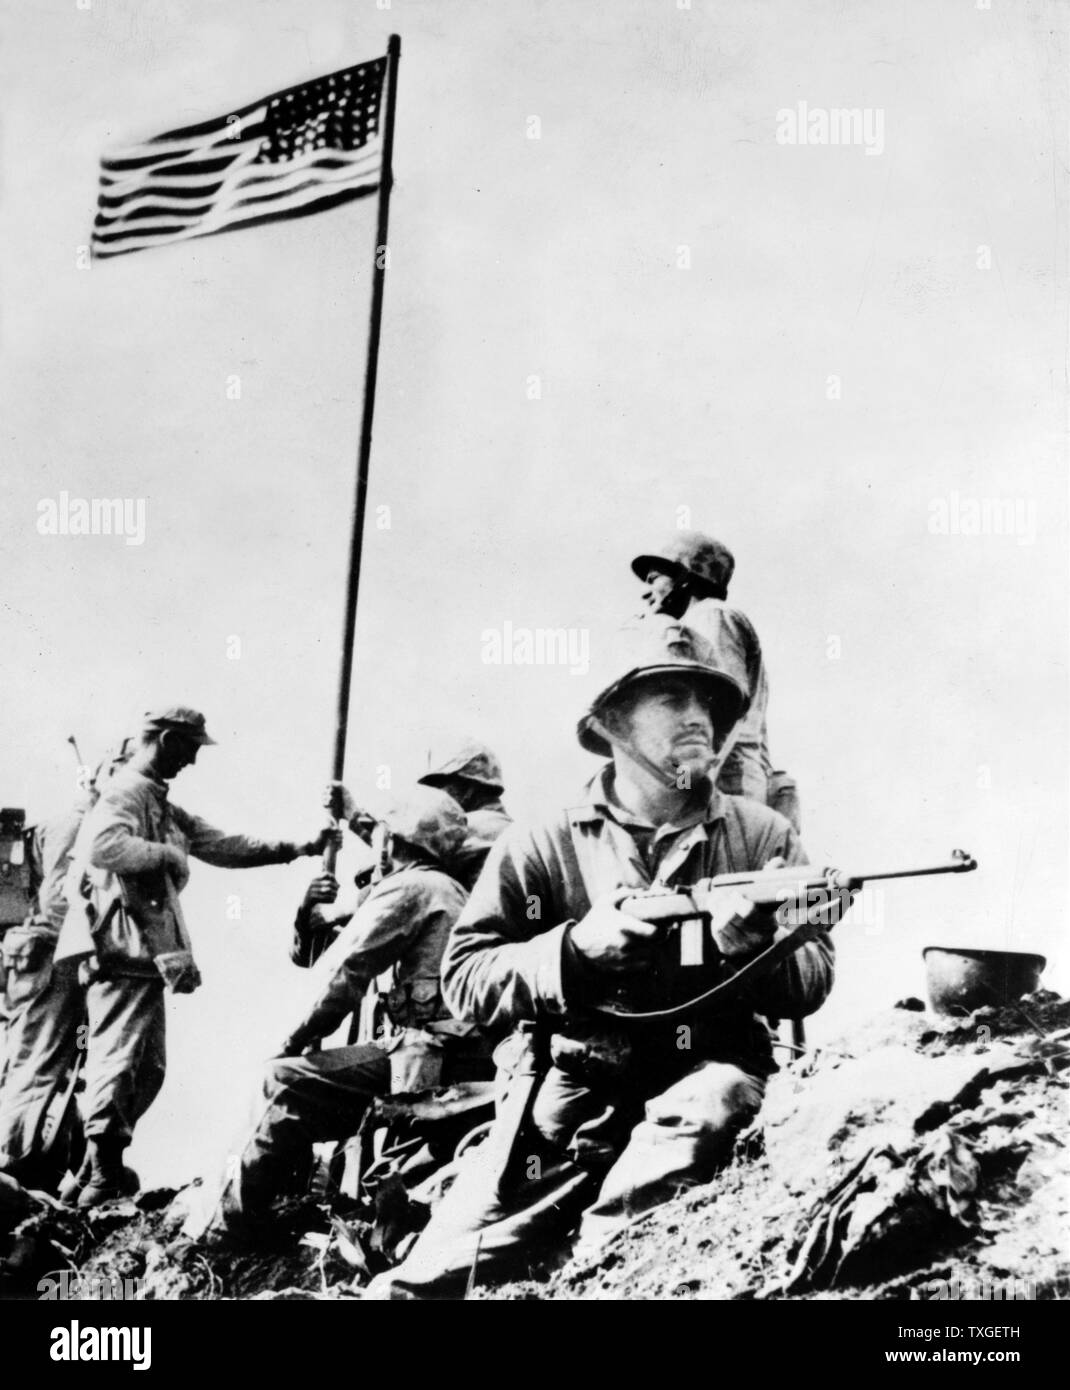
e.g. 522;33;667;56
382;788;467;867
577;617;748;757
631;530;735;600
418;741;504;795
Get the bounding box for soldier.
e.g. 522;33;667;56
0;743;132;1194
326;741;511;896
632;529;801;831
365;617;834;1298
187;787;490;1244
417;742;511;890
53;706;333;1208
0;808;43;1066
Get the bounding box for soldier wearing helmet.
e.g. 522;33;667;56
632;529;800;832
364;617;834;1299
189;786;492;1244
320;741;511;900
418;741;511;889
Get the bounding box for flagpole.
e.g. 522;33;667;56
324;32;401;872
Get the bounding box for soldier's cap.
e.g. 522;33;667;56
631;529;735;599
578;618;747;757
381;787;467;868
142;706;217;745
418;740;504;794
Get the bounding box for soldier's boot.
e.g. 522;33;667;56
77;1138;140;1208
61;1155;139;1205
59;1156;92;1204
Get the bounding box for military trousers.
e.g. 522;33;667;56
365;1054;765;1299
0;954;84;1187
82;975;167;1146
197;1043;393;1240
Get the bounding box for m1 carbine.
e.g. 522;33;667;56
592;849;978;1021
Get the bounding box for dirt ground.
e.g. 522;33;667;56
3;992;1067;1302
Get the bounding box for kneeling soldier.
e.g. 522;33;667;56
366;616;834;1298
189;787;490;1243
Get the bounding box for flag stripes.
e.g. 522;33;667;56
91;59;386;259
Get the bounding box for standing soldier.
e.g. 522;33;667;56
1;808;43;1066
366;618;834;1298
0;743;132;1194
53;706;332;1209
632;529;801;831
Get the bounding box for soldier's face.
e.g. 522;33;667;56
158;730;200;778
612;676;717;778
642;568;689;619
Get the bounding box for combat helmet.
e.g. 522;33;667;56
577;617;748;758
418;741;504;795
631;530;735;600
382;787;467;867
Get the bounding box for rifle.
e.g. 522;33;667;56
592;849;977;1022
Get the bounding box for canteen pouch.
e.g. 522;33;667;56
0;925;55;1010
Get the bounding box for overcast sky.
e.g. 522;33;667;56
1;0;1066;1184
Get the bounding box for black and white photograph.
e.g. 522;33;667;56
0;0;1066;1342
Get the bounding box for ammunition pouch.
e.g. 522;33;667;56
384;976;442;1028
0;924;56;1010
85;875;185;974
383;1027;445;1094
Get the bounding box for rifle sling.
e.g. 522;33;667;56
588;919;827;1023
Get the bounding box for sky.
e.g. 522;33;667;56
1;0;1066;1185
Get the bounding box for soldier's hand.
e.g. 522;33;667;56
160;843;188;880
709;890;778;960
569;889;661;973
304;873;339;908
806;867;858;929
303;826;343;857
323;781;357;823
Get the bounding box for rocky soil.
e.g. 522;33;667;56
3;992;1067;1302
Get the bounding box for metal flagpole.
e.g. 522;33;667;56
324;32;401;873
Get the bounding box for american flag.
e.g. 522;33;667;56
91;59;387;259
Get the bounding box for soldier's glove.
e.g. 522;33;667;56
568;888;661;975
